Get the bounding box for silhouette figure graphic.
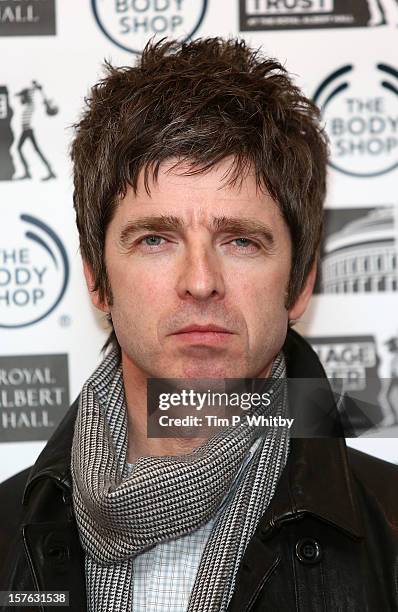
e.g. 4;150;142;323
367;0;398;26
380;335;398;426
0;85;15;180
15;80;58;181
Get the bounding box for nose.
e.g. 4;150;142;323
176;241;225;302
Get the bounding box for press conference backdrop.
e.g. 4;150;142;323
1;0;398;482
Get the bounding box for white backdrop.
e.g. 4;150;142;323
1;0;397;482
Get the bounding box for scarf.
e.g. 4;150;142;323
71;349;290;612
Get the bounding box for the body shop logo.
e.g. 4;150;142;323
92;0;207;54
313;63;398;177
0;214;69;328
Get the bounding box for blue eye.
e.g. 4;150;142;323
143;235;163;246
234;238;253;247
229;237;260;253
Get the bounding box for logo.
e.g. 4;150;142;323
309;335;398;429
239;0;398;31
0;214;69;328
0;354;69;442
313;63;398;177
315;206;398;294
92;0;208;54
0;0;56;36
0;80;58;181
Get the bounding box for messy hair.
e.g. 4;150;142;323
71;37;328;335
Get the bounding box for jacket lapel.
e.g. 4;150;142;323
21;398;87;611
22;522;86;612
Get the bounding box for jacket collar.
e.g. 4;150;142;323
267;328;363;540
23;395;79;505
23;328;363;538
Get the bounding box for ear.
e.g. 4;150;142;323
82;259;109;313
288;259;317;322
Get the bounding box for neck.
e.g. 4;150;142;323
122;354;209;462
121;351;275;463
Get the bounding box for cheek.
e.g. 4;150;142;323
230;264;289;313
228;265;289;353
109;262;170;322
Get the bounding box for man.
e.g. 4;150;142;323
0;38;397;612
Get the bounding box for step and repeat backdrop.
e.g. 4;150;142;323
1;0;398;482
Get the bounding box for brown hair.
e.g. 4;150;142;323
71;37;328;323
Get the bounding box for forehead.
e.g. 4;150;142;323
116;157;284;223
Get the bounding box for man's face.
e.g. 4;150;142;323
88;158;312;379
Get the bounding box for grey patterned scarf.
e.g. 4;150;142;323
71;349;290;612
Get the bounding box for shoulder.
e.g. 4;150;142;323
346;446;398;517
0;467;31;511
347;445;398;481
0;467;32;578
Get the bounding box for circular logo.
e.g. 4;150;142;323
0;214;69;329
313;63;398;177
92;0;208;54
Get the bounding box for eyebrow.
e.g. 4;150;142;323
119;215;275;249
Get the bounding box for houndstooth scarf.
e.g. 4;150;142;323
71;349;290;612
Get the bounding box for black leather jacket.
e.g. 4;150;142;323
1;330;398;612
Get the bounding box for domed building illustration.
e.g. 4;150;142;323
321;207;397;294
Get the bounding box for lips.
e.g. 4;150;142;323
174;324;233;334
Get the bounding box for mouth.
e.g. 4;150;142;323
170;324;235;346
175;324;232;334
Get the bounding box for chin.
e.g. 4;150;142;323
177;361;245;379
